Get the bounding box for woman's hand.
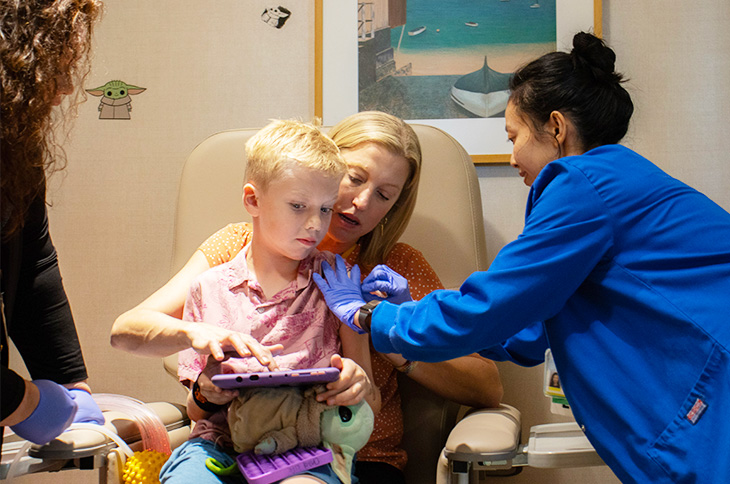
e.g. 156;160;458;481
185;323;283;370
316;354;371;407
313;255;366;334
361;265;412;304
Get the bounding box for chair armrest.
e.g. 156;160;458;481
29;402;189;460
443;403;522;462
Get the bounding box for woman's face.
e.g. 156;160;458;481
327;142;411;249
505;101;559;187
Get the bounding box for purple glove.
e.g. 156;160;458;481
10;380;78;445
361;264;412;304
313;254;367;334
69;389;105;425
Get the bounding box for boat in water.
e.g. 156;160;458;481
450;56;512;118
408;26;426;36
465;21;478;27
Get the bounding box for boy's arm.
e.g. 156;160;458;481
185;355;239;421
112;251;280;366
319;326;381;413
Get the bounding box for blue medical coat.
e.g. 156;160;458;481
370;145;730;483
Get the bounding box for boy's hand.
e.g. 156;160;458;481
316;354;371;407
197;355;239;406
186;324;282;371
313;255;366;334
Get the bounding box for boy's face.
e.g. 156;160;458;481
249;163;341;262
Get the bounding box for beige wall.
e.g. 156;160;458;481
10;1;729;483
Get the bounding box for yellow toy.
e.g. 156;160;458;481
122;449;169;484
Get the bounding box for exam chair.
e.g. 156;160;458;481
163;122;488;484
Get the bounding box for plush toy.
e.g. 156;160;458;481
227;386;374;484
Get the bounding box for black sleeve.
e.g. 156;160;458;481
5;197;88;384
1;366;27;421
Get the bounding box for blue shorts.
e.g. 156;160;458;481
160;438;353;484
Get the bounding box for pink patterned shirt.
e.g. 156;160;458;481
178;245;342;446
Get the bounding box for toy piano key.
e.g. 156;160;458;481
236;446;333;484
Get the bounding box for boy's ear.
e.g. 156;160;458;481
242;183;260;216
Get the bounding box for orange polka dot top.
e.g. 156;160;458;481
199;222;445;470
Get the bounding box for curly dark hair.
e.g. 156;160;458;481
1;0;102;238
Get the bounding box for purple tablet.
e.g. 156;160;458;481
211;367;340;389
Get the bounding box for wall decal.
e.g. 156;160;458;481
261;6;291;29
86;80;146;120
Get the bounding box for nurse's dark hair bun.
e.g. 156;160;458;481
571;32;622;85
509;31;633;150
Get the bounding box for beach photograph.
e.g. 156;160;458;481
358;0;557;120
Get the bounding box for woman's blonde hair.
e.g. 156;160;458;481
244;119;346;190
327;111;422;269
1;0;103;238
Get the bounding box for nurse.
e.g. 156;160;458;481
315;32;730;484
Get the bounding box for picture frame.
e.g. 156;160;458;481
315;0;602;164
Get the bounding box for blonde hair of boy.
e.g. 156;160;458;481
327;111;422;270
245;119;345;190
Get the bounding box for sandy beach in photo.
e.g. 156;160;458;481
393;42;556;76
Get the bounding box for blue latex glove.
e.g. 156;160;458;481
361;264;412;304
69;389;105;425
10;380;78;445
313;254;367;334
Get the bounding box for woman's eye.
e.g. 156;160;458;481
291;203;304;210
377;191;391;202
321;207;333;214
348;174;363;185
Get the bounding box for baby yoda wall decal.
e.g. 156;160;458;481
86;80;145;120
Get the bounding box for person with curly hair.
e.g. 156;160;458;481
1;0;105;448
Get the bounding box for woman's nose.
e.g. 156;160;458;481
352;187;372;210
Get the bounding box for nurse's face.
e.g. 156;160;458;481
505;101;559;187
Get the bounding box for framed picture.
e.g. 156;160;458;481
315;0;602;164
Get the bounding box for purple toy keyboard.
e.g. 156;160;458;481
236;446;333;484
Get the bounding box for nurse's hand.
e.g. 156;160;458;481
10;380;78;445
313;255;366;334
362;265;412;304
69;389;105;425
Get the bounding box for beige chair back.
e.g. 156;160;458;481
169;124;488;484
171;125;487;287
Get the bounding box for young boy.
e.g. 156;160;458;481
161;120;379;484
